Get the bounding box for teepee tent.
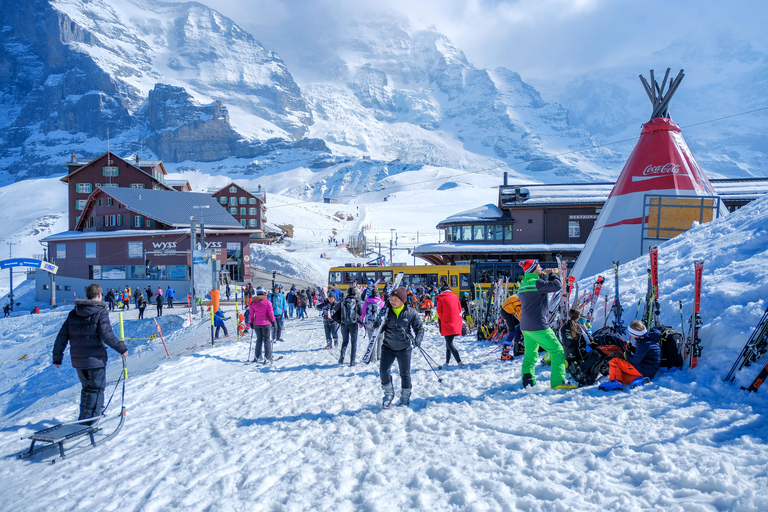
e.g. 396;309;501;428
572;69;728;280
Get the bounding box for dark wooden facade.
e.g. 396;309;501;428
62;152;171;230
210;183;266;236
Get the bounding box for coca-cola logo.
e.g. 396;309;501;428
643;163;680;176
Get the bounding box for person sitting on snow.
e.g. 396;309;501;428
600;320;661;391
558;309;593;364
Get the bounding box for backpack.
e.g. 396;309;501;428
461;320;469;336
659;326;684;371
341;297;359;325
364;302;379;329
567;346;614;387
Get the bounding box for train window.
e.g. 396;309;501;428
343;271;359;284
460;274;470;287
451;275;458;287
362;271;377;283
328;271;342;284
380;271;393;284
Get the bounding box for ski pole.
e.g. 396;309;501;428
634;298;642;320
485;343;503;357
417;346;443;384
247;326;254;362
679;299;686;339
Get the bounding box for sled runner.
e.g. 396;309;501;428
17;358;127;464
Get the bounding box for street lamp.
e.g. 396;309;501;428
192;205;210;249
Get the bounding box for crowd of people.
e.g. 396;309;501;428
102;285;176;318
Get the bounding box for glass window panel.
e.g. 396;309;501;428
85;242;96;259
461;225;471;241
147;265;167;280
343;271;359;284
380;271;393;284
101;265;126;279
128;241;143;259
329;271;342;284
473;225;485;240
504;225;513;241
127;265;147;279
494;225;504;241
56;243;66;259
486;225;494;240
168;265;187;280
569;221;580;238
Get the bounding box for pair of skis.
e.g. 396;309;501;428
684;260;704;368
725;306;768;390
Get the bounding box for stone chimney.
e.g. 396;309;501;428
71;153;76;163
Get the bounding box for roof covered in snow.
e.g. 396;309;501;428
413;242;584;255
436;204;505;226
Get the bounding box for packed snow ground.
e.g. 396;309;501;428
1;195;768;510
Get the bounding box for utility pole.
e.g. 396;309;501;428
190;216;197;314
8;242;13;312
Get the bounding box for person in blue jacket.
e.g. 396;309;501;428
166;286;175;308
214;308;230;339
269;285;287;342
600;320;662;391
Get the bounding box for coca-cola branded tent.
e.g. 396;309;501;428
572;69;728;280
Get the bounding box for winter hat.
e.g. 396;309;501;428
347;286;358;296
519;259;539;273
392;287;408;303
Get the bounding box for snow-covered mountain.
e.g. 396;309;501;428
1;1;766;196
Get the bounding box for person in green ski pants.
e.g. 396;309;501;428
517;259;577;390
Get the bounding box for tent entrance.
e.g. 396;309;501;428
641;194;722;251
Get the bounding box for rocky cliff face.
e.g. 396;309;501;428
145;84;328;162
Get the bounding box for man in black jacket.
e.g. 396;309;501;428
376;287;424;407
53;284;128;423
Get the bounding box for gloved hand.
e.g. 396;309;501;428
373;319;381;329
413;337;421;347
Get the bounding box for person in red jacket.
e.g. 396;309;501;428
436;284;465;368
248;286;276;364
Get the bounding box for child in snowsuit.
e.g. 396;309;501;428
213;308;230;339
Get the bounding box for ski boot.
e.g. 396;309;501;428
522;373;536;389
598;379;624;392
553;379;578;390
628;376;650;389
399;388;411;407
382;382;394;409
501;344;513;360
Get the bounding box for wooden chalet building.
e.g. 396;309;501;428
63;152;174;230
414;174;768;278
209;182;268;239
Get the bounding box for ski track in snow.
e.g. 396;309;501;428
2;307;768;511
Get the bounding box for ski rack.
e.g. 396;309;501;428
17;358;127;464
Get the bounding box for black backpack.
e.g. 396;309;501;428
659;326;684;371
341;297;359;325
567;346;613;387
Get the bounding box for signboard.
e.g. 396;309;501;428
192;250;214;298
0;258;58;274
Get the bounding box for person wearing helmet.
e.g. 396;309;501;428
248;286;276;363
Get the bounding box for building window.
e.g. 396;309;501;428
146;219;154;228
153;170;164;183
473;225;485;241
107;198;113;206
249;218;257;227
134;215;143;227
504;225;513;241
239;197;246;204
240;207;246;216
102;183;119;188
128;241;143;258
56;243;66;259
76;183;92;193
87;217;95;228
219;197;227;204
528;219;533;224
229;197;237;206
249;208;256;216
230;186;237;193
117;214;123;226
240;219;246;227
75;199;87;210
230;207;237;215
85;242;96;259
461;225;471;241
102;166;119;176
569;221;580;238
95;183;102;188
494;225;504;241
130;183;145;189
249;198;256;204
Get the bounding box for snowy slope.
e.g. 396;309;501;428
1;188;768;510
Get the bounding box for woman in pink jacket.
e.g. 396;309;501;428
436;285;465;368
248;286;276;364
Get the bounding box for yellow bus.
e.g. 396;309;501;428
328;264;472;296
